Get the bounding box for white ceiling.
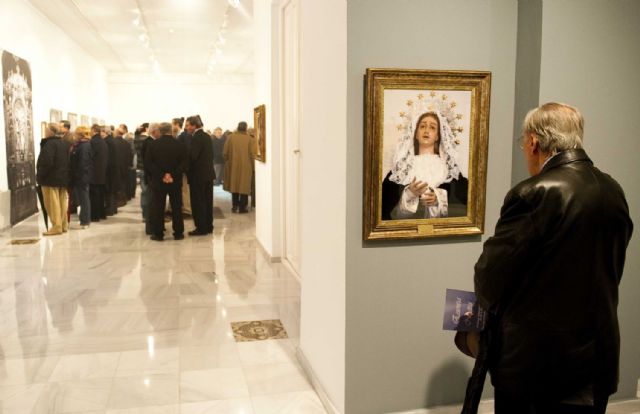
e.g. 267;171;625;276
28;0;254;76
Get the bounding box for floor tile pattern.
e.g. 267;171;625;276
231;320;288;342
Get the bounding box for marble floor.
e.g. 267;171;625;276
2;191;639;414
0;190;325;413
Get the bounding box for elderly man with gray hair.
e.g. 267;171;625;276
144;122;188;241
36;122;71;235
468;103;633;413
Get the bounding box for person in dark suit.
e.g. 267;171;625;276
89;124;108;221
185;115;215;236
145;122;188;241
471;103;633;413
114;126;133;206
102;126;120;216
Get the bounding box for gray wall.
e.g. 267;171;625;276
346;0;640;412
511;0;542;185
535;0;640;399
346;1;518;412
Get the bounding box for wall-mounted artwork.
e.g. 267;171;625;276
253;104;266;163
67;112;78;131
363;68;491;241
2;50;37;225
80;115;89;126
49;108;62;123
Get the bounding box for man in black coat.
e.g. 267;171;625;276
185;115;215;236
89;124;108;221
102;126;120;216
473;103;633;413
114;126;133;206
145;122;188;241
36;123;71;235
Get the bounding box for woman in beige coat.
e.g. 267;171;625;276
223;122;256;213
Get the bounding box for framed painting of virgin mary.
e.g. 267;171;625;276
363;68;491;241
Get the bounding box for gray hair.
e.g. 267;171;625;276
158;122;172;135
148;123;160;135
47;122;60;136
523;102;584;154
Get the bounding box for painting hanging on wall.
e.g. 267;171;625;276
49;108;62;123
363;68;491;241
67;112;78;131
253;104;266;162
80;115;89;126
2;50;38;225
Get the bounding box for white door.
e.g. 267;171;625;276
281;0;301;275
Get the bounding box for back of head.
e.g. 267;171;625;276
46;122;60;137
91;124;101;135
158;122;172;136
237;121;248;132
173;117;185;128
523;102;584;154
75;125;91;140
61;120;71;130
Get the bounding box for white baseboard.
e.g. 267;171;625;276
296;348;341;414
256;238;282;263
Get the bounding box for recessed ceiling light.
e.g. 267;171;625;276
227;0;240;9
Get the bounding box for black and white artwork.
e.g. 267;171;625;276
49;108;62;123
2;50;37;224
67;112;78;131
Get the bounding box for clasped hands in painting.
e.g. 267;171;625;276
407;176;438;206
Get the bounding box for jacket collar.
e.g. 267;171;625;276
541;148;592;173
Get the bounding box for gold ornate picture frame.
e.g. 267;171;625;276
254;104;266;163
363;68;491;241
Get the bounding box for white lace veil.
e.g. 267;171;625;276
389;107;462;186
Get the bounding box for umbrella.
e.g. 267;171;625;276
36;185;49;230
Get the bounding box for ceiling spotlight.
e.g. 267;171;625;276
133;17;140;26
227;0;240;9
218;35;226;44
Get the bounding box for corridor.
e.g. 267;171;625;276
0;191;326;413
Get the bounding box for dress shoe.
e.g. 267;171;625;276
43;230;62;236
232;206;238;213
188;229;208;236
238;208;249;214
150;235;164;241
174;234;184;240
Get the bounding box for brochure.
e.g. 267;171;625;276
442;288;486;332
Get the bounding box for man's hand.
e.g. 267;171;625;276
162;173;174;184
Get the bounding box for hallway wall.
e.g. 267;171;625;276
345;1;518;412
108;73;254;135
0;0;109;229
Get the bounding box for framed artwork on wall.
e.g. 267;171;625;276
49;108;62;123
363;68;491;241
253;104;266;162
80;115;89;126
67;112;78;130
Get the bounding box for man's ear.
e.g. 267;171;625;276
530;133;540;153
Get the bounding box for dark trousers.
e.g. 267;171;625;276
495;389;608;414
105;190;118;216
90;184;105;221
74;184;91;225
127;169;136;199
190;179;213;232
150;184;183;238
232;193;248;211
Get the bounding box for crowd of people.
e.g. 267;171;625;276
35;115;257;241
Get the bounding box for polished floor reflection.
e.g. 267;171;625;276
0;191;325;413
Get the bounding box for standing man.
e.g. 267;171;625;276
59;120;74;145
102;126;120;216
211;127;226;186
145;122;188;241
473;103;633;413
223;121;255;213
114;126;133;206
89;124;108;222
185;115;214;235
36;123;71;235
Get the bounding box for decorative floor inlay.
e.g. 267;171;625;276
231;320;289;342
9;238;40;245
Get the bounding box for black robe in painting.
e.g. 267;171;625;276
381;171;469;220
